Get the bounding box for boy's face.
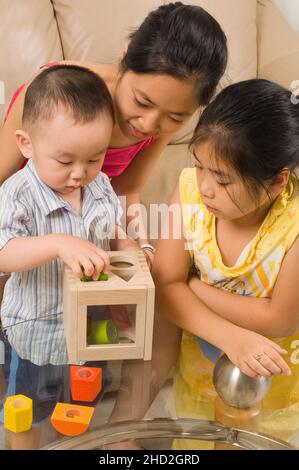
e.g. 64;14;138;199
17;109;113;197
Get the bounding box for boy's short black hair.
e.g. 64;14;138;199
23;64;114;129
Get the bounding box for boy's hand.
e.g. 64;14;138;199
56;235;110;280
223;328;291;378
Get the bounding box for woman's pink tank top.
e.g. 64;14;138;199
4;63;156;178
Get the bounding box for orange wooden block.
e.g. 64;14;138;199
51;403;94;436
70;366;102;402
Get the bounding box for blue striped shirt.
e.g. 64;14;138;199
0;159;122;365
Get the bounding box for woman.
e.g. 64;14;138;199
0;2;227;260
0;3;228;449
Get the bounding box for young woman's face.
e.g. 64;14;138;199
193;141;270;221
114;71;198;141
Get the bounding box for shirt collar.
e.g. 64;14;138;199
24;160;70;216
24;159;105;216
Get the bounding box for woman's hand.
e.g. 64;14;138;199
142;248;154;271
223;328;291;378
56;234;110;280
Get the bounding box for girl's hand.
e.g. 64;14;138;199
223;328;291;378
56;234;110;280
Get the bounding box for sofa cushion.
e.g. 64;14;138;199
172;0;257;144
257;0;299;88
0;0;63;125
52;0;162;62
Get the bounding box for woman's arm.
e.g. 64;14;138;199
0;86;26;184
111;134;172;236
110;225;139;251
111;135;173;266
153;184;291;377
188;237;299;338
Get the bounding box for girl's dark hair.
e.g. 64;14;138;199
23;64;114;128
190;79;299;203
121;2;227;106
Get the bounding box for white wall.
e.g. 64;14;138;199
275;0;299;35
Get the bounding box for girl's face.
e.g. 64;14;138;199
114;71;198;141
193;141;271;222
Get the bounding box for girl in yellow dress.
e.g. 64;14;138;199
154;79;299;448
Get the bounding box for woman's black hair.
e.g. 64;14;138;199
190;79;299;203
121;2;227;106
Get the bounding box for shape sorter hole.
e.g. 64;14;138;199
10;398;27;409
110;257;137;282
76;369;92;379
110;260;134;268
65;409;81;418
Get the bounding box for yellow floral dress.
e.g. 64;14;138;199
173;168;299;449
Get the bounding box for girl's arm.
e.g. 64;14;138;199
188;238;299;338
153;184;291;378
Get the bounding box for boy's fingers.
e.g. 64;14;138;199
89;254;105;280
96;249;110;273
80;258;94;277
71;262;85;279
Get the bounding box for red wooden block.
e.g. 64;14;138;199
109;305;131;330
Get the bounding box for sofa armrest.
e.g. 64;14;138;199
257;0;299;87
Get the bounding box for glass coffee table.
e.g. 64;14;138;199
1;354;298;451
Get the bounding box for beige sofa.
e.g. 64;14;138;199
1;0;299;234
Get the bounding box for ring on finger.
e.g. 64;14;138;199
254;352;264;361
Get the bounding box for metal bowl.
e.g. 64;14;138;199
213;354;271;409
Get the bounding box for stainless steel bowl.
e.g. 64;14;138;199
213;354;271;408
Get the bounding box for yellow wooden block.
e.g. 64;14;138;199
4;395;33;433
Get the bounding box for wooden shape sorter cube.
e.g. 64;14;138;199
63;250;155;363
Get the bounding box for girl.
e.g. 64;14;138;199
153;79;299;446
0;2;227;261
